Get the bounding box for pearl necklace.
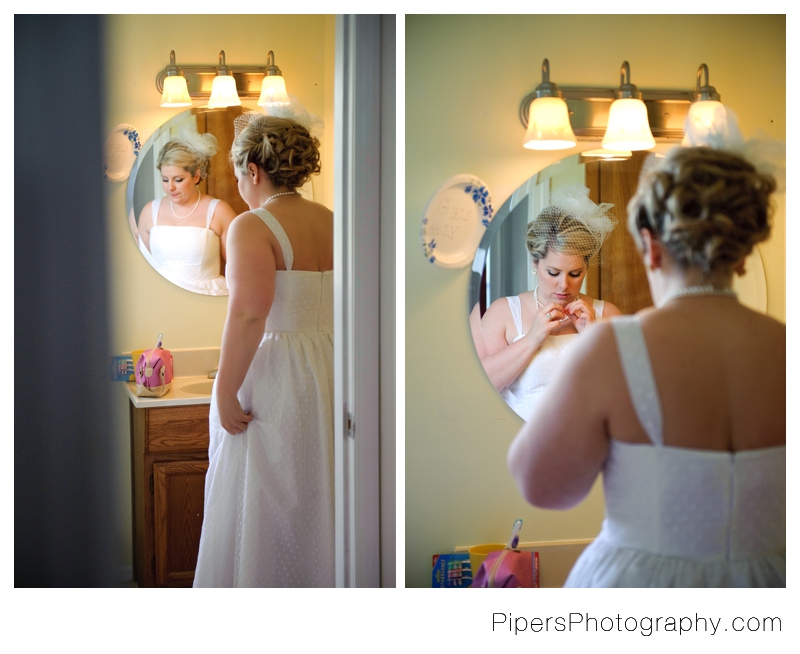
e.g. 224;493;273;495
170;188;201;219
658;285;737;308
262;191;297;206
534;287;573;323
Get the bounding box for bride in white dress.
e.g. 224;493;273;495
137;133;236;295
478;185;621;420
508;138;785;586
193;115;334;587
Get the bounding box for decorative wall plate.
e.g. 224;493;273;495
103;123;141;181
421;174;494;268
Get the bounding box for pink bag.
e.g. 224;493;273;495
472;519;539;588
473;548;539;588
135;333;173;397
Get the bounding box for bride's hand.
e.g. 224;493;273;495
566;296;596;333
217;391;253;435
527;302;567;342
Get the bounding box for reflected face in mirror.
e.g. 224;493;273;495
160;165;201;204
534;251;586;307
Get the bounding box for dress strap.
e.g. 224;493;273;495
152;197;161;226
506;296;523;340
592;298;605;318
206;198;220;228
252;208;294;271
611;316;664;446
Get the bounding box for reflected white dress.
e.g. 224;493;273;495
138;197;228;295
565;315;786;587
500;295;604;420
193;208;334;587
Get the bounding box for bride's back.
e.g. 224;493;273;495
607;299;785;453
612;145;785;454
263;198;333;273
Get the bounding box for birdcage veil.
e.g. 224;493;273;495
525;183;617;266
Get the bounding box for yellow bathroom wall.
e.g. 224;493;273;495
405;15;786;587
102;14;336;575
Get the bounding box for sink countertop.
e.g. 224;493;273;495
124;375;215;408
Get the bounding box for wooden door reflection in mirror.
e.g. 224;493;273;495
584;151;653;315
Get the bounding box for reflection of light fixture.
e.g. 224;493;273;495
522;59;576;150
208;51;241;108
602;61;655;151
682;63;726;146
159;51;192;107
582;148;633;159
258;51;290;107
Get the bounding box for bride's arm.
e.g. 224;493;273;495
507;322;613;509
214;213;276;434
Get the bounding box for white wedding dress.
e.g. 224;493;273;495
193;208;334;587
138;197;228;295
565;315;785;587
500;295;604;420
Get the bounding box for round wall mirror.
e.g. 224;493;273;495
468;150;767;420
126;105;313;296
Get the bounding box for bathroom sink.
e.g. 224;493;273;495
179;380;215;395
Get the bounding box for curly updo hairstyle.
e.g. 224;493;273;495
157;133;218;181
628;147;775;274
525;208;602;267
230;115;321;190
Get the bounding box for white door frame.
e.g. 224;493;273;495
333;14;382;588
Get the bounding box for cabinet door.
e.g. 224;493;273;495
153;460;209;587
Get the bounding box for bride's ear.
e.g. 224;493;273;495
247;162;260;183
640;229;663;271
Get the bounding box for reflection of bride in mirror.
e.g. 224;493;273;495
477;185;621;420
137;132;236;295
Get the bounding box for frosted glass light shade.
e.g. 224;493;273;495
523;97;577;150
682;100;727;146
208;75;241;108
602;98;655;151
160;75;192;107
258;75;290;107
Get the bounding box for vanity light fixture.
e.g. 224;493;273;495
208;51;242;108
522;59;577;150
159;51;192;107
602;61;655;151
258;51;291;107
156;51;293;107
519;60;694;150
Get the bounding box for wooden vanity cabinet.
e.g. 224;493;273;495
130;403;210;588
